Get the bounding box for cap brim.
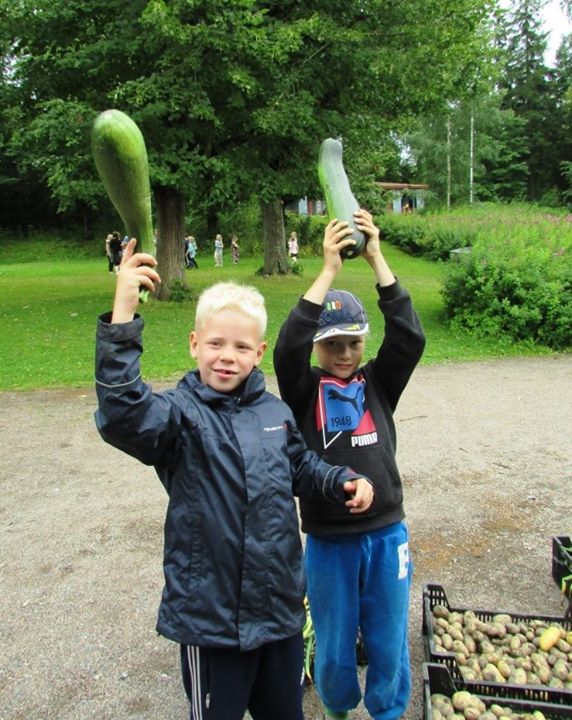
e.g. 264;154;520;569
313;323;369;342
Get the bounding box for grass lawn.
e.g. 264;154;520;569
0;245;555;391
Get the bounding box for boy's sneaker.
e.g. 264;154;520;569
324;710;348;720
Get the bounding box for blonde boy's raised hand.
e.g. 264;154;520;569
112;238;160;324
343;478;374;514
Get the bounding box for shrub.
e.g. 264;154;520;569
377;214;477;259
442;236;572;349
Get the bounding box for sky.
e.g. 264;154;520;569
539;0;571;65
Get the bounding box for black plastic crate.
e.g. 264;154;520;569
423;663;572;720
422;582;572;704
552;535;572;593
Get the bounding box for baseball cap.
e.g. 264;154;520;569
313;290;369;341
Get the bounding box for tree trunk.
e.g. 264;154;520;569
154;188;187;300
469;104;474;204
261;199;288;275
446;117;452;209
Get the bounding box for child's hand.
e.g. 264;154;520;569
323;218;356;271
343;478;374;514
354;209;382;262
112;238;160;323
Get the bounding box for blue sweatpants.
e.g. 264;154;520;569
305;522;412;720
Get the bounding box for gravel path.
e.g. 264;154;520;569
1;355;571;719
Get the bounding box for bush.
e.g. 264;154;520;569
442;236;572;349
377;213;477;260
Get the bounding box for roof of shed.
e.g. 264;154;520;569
376;182;430;190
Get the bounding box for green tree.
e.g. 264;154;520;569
497;0;561;201
2;0;494;294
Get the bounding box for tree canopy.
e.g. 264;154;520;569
1;0;500;287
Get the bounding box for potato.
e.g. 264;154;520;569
452;640;470;656
496;659;512;678
482;663;505;682
459;665;478;681
464;634;477;654
442;633;454;651
538;626;560;651
536;663;552;684
451;690;473;711
508;667;527;684
463;707;480;720
552;658;570;681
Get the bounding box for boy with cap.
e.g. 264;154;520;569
274;210;426;720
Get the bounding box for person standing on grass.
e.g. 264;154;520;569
288;231;299;262
187;235;198;269
231;234;240;264
94;239;373;720
214;233;224;267
108;231;123;274
274;209;425;720
105;233;114;273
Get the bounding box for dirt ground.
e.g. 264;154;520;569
1;355;571;720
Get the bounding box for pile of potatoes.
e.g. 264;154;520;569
430;604;572;690
431;689;558;720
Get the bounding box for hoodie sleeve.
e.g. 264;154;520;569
273;296;322;413
94;313;182;467
286;418;366;503
370;280;426;411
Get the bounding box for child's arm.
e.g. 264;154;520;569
112;238;160;323
354;209;396;287
287;420;374;513
302;218;355;305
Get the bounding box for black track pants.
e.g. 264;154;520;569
180;632;304;720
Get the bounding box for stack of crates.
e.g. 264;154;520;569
422;581;572;718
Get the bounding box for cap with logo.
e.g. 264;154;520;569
313;289;369;342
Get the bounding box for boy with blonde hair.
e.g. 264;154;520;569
94;239;373;720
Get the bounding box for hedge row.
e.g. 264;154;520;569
378;204;572;350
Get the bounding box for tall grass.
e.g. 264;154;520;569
0;237;555;391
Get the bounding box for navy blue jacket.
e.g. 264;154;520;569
94;314;361;651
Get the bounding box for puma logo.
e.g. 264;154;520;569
327;387;361;414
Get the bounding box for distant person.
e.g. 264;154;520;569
214;233;224;267
231;234;240;265
288;231;299;262
108;231;122;274
94;242;373;720
104;233;114;273
186;235;198;269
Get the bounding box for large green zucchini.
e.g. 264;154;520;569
318;138;365;259
92;109;153;255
